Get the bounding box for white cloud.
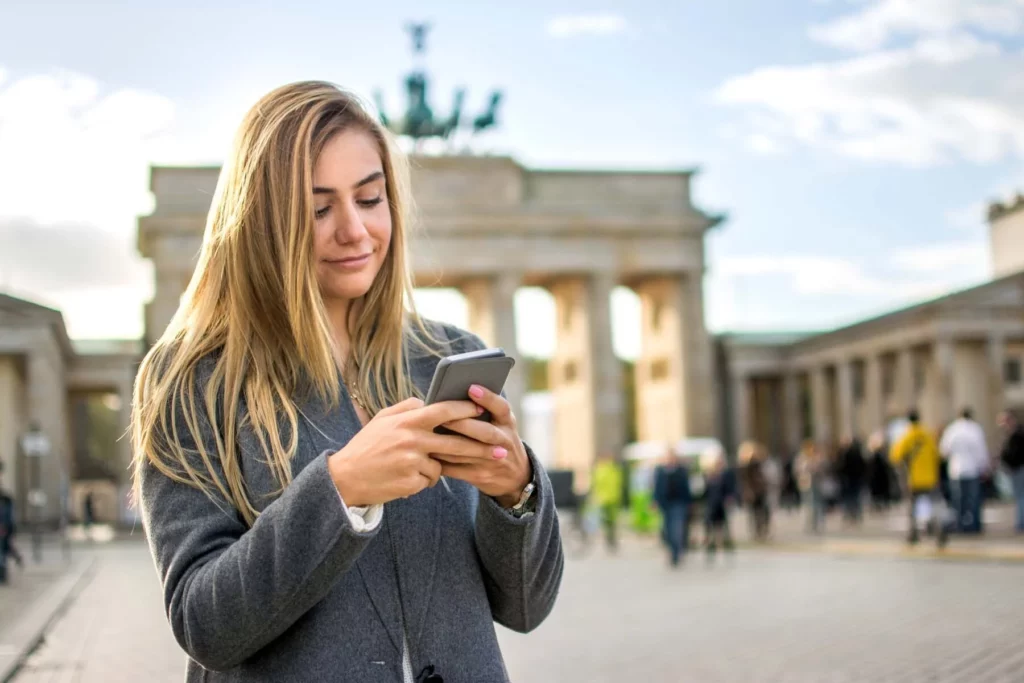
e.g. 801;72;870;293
717;247;988;305
0;69;175;339
747;133;784;155
545;13;627;38
0;70;175;227
809;0;1024;52
718;255;890;295
715;1;1024;166
889;240;990;273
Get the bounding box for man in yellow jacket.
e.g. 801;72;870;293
890;410;949;547
592;453;625;552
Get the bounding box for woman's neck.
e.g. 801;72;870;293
326;298;355;369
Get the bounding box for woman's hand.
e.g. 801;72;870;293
328;397;497;507
432;385;533;508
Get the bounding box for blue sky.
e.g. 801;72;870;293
0;0;1019;358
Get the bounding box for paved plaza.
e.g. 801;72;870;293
5;537;1024;683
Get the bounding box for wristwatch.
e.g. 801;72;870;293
507;479;537;518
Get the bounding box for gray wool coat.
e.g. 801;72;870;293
139;323;564;682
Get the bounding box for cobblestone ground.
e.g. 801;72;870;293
11;539;1024;682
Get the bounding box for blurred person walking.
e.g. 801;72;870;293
891;410;948;547
837;436;866;526
737;441;770;541
0;468;15;584
592;453;624;552
939;408;989;534
796;440;827;534
998;411;1024;533
131;81;563;683
701;447;737;561
866;430;893;511
653;446;692;567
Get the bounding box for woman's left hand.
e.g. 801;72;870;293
431;384;532;508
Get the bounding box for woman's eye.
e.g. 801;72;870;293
357;196;384;208
315;206;331;219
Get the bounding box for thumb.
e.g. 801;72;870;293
376;396;425;417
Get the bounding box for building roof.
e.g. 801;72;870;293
726;270;1024;352
0;291;75;359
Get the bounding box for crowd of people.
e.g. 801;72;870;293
575;405;1024;566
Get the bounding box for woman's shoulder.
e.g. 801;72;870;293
408;317;488;356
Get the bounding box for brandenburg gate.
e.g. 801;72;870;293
138;155;723;488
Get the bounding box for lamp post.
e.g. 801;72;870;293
20;423;51;563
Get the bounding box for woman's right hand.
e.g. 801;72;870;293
327;397;491;507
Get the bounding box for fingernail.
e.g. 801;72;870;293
469;385;484;398
476;404;484;414
492;447;508;459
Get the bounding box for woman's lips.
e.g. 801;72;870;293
324;253;371;270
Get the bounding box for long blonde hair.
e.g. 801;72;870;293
131;81;440;525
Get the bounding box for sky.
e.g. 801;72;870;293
0;0;1020;359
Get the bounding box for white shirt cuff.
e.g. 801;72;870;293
336;489;383;533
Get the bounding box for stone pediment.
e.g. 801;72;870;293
0;292;64;325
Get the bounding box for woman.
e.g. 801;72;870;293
737;441;770;541
700;446;736;560
131;81;563;683
866;430;892;510
795;440;827;534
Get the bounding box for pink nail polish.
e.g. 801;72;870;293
476;405;485;414
493;447;508;459
469;385;484;398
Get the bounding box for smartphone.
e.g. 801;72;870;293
425;347;516;433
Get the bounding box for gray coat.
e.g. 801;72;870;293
139;323;564;682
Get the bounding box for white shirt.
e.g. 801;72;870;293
939;418;990;479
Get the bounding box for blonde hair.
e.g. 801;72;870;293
700;444;725;473
737;440;763;466
131;81;441;525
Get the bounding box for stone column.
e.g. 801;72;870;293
782;372;803;454
679;272;716;437
836;360;854;442
810;366;831;444
549;274;623;494
896;347;915;414
864;354;885;435
458;272;523;426
24;348;70;528
145;270;189;347
987;333;1007;416
633;272;716;442
933;338;955;427
730;372;752;452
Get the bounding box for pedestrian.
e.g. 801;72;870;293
866;430;892;511
592;452;624;552
779;453;801;511
737;441;770;541
83;491;95;531
701;446;736;560
939;407;989;534
131;82;563;682
652;445;692;567
796;440;827;534
837;436;866;525
997;410;1024;533
0;468;15;585
890;410;949;547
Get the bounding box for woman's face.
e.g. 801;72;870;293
311;129;392;306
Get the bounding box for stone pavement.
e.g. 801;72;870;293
8;536;1024;682
10;541;182;683
0;539;93;682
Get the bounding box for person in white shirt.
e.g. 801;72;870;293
939;408;990;534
